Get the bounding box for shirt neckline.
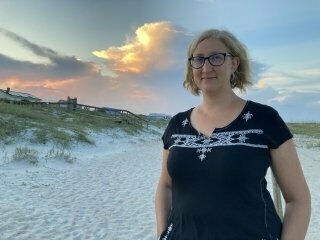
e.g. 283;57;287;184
187;100;251;137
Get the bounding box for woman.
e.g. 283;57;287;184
155;29;311;240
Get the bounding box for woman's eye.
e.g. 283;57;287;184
193;58;203;63
210;54;223;62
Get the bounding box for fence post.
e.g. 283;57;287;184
67;96;77;111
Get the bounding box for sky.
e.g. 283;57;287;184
0;0;320;122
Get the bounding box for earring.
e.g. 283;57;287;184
230;72;236;88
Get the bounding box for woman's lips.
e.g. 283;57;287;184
201;76;216;80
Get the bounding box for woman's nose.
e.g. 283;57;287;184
202;59;214;72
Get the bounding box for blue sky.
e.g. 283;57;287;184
0;0;319;121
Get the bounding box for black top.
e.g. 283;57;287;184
160;101;293;240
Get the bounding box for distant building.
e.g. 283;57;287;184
57;97;77;110
148;113;171;120
0;88;41;102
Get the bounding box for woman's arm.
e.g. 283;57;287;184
271;138;311;240
155;150;172;237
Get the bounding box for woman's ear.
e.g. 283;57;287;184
231;56;240;71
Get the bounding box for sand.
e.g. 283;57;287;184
0;131;319;240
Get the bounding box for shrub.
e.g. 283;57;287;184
45;146;76;163
32;128;49;144
12;147;39;164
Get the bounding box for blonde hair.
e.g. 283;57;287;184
183;29;252;95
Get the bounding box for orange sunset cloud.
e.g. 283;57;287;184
92;22;179;74
0;77;76;91
128;90;151;100
0;76;80;101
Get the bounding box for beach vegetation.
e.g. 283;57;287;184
12;147;39;164
45;146;75;163
287;122;320;139
145;117;169;129
0;102;146;147
0;145;10;164
0;101;170;164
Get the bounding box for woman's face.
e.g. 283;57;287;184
191;38;238;94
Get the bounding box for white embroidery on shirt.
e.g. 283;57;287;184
182;118;189;127
160;223;173;240
170;129;267;161
242;111;253;122
197;147;212;161
238;134;248;143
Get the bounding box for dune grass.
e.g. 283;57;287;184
287;122;320;139
11;147;39;164
0;102;146;147
1;101;318;148
287;122;320;148
0;101;157;164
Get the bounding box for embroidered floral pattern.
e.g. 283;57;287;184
242;111;253;122
238;134;248;143
197;147;212;161
170;129;267;161
182;118;189;127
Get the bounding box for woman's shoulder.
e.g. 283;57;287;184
162;108;194;142
248;100;274;110
164;108;194;131
247;100;279;115
170;108;194;122
246;100;287;126
246;101;292;148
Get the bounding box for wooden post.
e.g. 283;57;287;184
73;97;77;110
67;96;77;111
272;171;284;221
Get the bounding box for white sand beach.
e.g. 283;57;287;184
0;131;319;240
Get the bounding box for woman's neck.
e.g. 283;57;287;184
200;90;241;114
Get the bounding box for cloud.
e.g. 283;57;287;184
250;61;269;84
92;22;188;74
0;28;115;104
1;24;318;120
254;67;320;92
0;23;192;114
242;65;320;121
239;86;320;122
0;28;58;58
0;28;99;81
270;91;320;122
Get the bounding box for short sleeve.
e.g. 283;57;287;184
264;107;293;149
161;118;175;150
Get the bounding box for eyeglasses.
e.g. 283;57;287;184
188;53;233;69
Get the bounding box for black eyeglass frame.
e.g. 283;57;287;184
188;53;234;69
